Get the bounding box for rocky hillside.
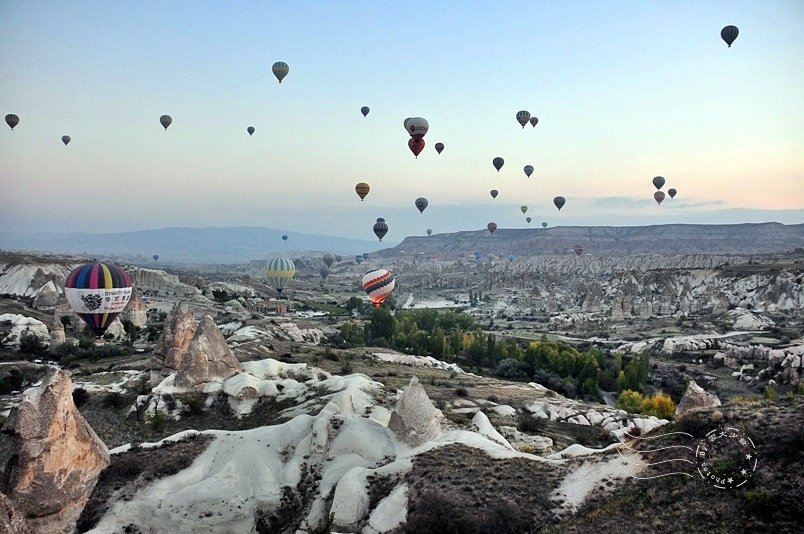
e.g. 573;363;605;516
386;223;804;259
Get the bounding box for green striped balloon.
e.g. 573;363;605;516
265;257;296;292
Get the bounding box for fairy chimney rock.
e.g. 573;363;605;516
174;315;241;390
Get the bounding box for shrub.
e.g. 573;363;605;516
518;414;544;433
617;389;645;413
18;332;48;355
640;392;677;419
72;388;90;408
178;392;207;415
339;364;354;375
487;394;499;403
146;405;167;433
102;391;126;409
455;387;469;397
764;385;778;401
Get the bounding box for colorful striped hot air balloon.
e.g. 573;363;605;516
362;269;395;308
265;257;296;293
64;262;133;337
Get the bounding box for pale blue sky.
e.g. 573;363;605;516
1;1;802;243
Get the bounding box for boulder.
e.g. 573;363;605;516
122;288;148;328
675;380;721;418
0;493;31;534
387;376;442;446
151;302;197;385
175;315;241;390
0;368;110;533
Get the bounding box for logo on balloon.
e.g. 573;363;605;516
79;293;103;311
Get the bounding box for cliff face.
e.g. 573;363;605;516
388;223;804;258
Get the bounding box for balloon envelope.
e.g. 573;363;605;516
362;269;395;308
668;188;677;199
415;197;428;213
282;235;288;241
160;115;172;130
542;221;548;228
520;205;528;214
652;176;666;190
721;25;739;47
247;126;255;135
322;253;335;268
516;110;531;128
355;182;370;201
526;217;532;223
408;137;425;158
523;165;534;177
361;106;370;117
5;114;19;130
319;266;330;279
355;255;364;264
64;262;133;337
435;142;444;154
487;222;497;234
152;254;159;262
654;191;666;205
373;218;388;241
426;228;432;236
272;61;289;82
406;117;429;138
492;157;504;171
529;116;539;127
62;135;71;145
265;257;296;292
490;189;498;199
574;244;585;256
553;196;566;210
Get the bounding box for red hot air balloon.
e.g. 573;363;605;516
64;262;133;338
362;269;395;308
654;191;666;205
574;244;585;256
408;137;425;158
487;222;497;234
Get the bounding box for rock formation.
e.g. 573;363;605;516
175;315;241;390
387;376;442;446
0;368;110;533
121;288;148;328
49;315;65;348
150;301;197;385
675;380;721;417
32;281;59;310
0;313;49;349
0;493;31;534
128;267;201;297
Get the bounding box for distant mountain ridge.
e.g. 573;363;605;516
383;222;804;258
0;226;385;263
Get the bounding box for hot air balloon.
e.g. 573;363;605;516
62;135;71;146
362;269;395;308
493;157;504;171
426;228;433;236
282;235;288;242
355;182;370;201
405;117;429;139
520;205;528;214
152;254;159;262
654;191;666;205
408;137;425;158
322;253;335;268
490;190;498;199
526;217;532;223
574;244;585;256
421;262;443;276
554;196;566;210
668;188;677;199
721;25;739;47
319;266;330;280
435;142;444;154
265;257;296;293
487;222;497;235
272;61;289;83
415;197;428;213
335;254;343;263
524;165;534;178
652;176;665;190
64;262;133;338
530;117;539;127
160;115;172;130
355;255;364;264
362;253;369;261
516;110;531;128
5;114;19;130
247;126;255;136
541;221;548;228
361;106;370;117
373;218;388;241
